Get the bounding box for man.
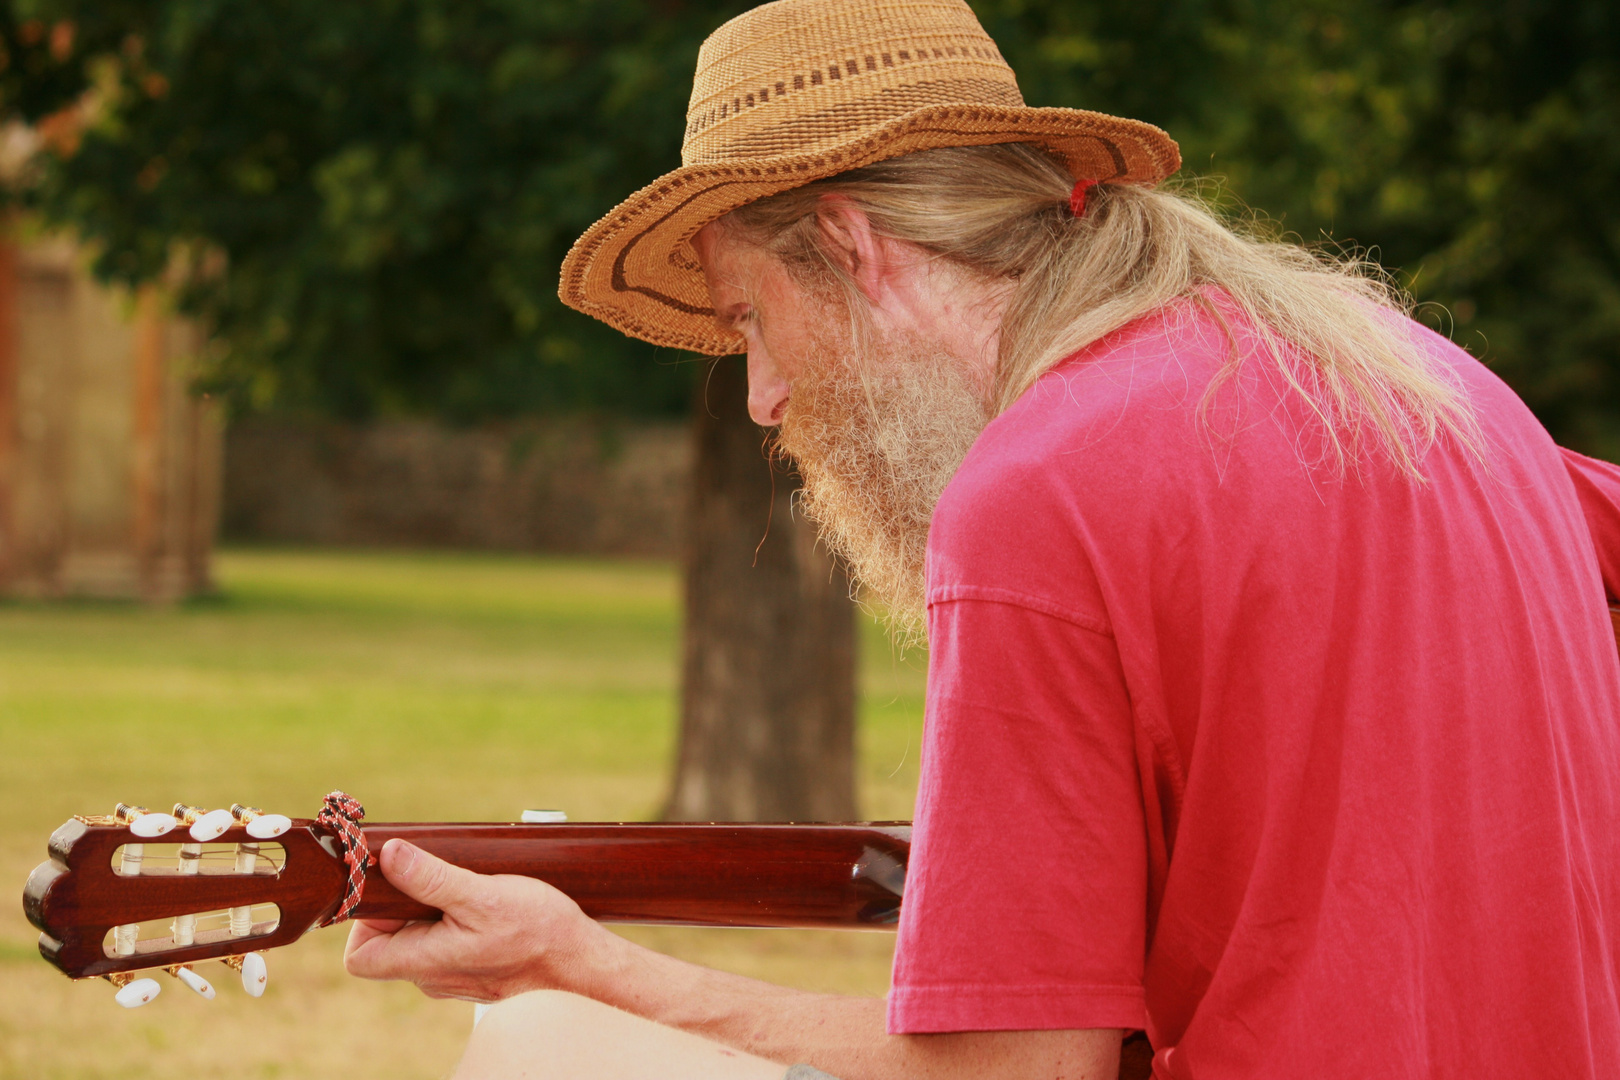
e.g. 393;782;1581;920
343;1;1620;1077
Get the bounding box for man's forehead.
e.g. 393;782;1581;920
693;223;787;323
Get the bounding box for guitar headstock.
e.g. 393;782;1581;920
23;804;350;1005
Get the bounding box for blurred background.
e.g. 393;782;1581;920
0;0;1613;1076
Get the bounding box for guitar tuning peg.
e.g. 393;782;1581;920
247;814;291;839
231;953;269;997
129;812;178;838
242;952;268;997
166;965;215;1000
233;804;293;838
223;952;268;997
188;808;233;842
113;804;176;836
112;976;162;1008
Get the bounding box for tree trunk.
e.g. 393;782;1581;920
667;357;857;822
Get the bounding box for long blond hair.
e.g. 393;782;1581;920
724;142;1479;479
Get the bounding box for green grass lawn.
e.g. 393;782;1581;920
0;548;926;1080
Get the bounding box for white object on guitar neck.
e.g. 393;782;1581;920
188;809;234;842
169;965;215;999
114;976;162;1008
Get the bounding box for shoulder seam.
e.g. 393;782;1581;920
926;584;1112;637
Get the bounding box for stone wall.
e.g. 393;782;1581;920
222;416;690;557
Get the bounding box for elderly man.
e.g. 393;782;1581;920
343;1;1620;1077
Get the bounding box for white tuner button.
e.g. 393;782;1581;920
129;813;177;838
240;953;268;997
115;978;162;1008
246;813;291;839
189;809;233;842
175;966;215;999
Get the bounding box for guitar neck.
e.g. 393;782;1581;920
350;822;912;930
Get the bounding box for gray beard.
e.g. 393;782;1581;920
774;327;989;642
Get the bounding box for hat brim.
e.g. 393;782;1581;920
558;103;1180;356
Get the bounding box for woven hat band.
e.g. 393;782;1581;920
682;0;1024;167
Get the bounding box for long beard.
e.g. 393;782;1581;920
774;324;989;642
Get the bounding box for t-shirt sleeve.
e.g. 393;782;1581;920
1561;446;1620;600
887;591;1148;1034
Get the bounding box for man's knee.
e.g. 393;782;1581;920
456;990;601;1079
457;990;789;1080
475;988;603;1039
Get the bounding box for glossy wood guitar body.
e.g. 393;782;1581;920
25;820;911;981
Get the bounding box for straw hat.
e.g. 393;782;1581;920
558;0;1180;356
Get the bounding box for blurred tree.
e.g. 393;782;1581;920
671;360;855;822
2;0;855;822
1332;1;1620;459
7;0;733;420
982;0;1620;456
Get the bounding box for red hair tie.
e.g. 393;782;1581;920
1069;178;1099;218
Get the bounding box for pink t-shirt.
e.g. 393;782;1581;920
888;294;1620;1079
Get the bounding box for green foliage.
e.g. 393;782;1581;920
1359;2;1620;457
982;0;1620;455
5;0;1618;447
10;0;751;420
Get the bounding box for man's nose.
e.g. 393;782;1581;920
746;350;791;426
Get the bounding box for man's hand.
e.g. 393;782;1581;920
343;837;613;1002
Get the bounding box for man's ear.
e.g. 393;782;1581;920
813;196;887;303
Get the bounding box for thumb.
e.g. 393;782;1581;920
379;839;481;911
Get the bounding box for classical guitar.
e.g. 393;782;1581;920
23;797;909;1007
26;605;1620;1010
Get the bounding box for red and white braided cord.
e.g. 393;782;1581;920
315;791;369;926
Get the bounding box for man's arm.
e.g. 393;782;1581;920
584;924;1121;1079
344;837;1123;1080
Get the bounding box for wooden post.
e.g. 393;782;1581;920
130;286;167;600
0;229;16;591
183;385;212;595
